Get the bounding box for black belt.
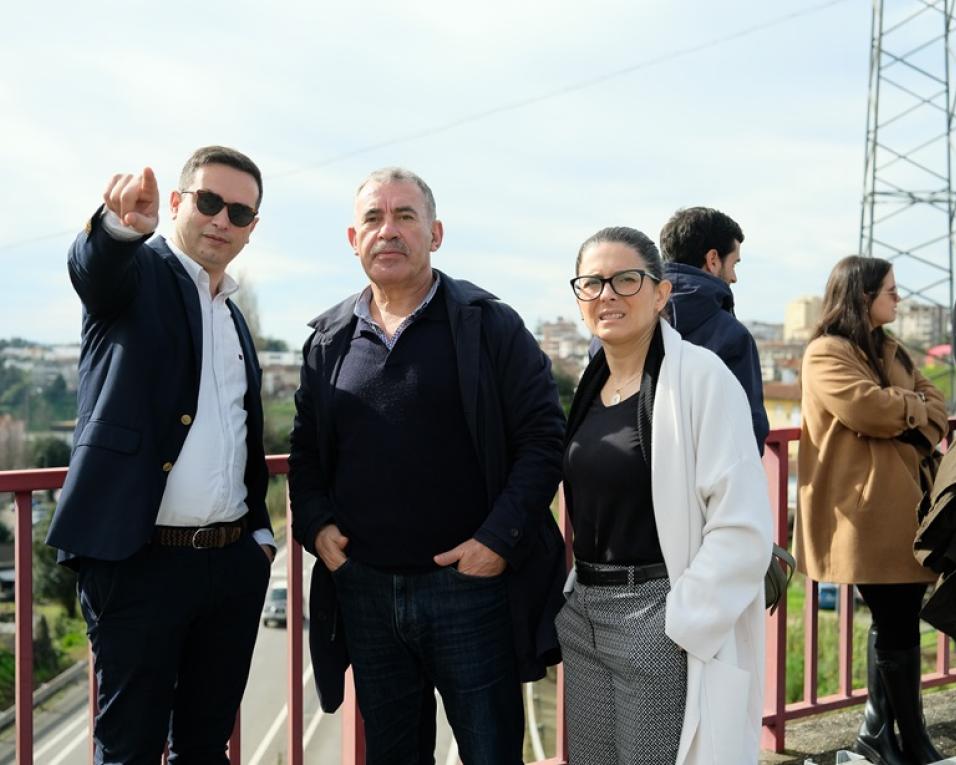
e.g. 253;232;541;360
575;561;668;587
153;517;247;549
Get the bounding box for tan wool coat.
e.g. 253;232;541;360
795;334;948;584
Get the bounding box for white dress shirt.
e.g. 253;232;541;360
102;210;274;547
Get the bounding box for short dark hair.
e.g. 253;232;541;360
356;167;437;221
179;146;263;208
575;226;664;279
659;207;744;268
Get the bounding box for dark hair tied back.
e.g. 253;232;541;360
575;226;670;321
576;226;665;279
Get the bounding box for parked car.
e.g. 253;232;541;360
817;583;867;611
262;579;288;628
819;582;838;611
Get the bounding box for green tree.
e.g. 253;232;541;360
262;337;290;352
263;398;295;455
32;511;78;618
31;437;71;469
0;374;28;415
41;375;74;422
552;368;578;414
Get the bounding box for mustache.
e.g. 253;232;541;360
372;239;408;256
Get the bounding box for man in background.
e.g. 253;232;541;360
659;206;769;453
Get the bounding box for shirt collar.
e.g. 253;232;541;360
353;273;441;326
164;236;240;298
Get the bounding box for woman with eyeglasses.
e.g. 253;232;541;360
557;226;771;765
795;256;948;765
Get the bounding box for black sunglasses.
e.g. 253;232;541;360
570;269;658;301
180;189;258;227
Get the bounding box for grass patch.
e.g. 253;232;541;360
783;575;941;703
0;601;87;710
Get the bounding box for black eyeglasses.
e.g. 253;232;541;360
180;189;258;227
570;269;658;301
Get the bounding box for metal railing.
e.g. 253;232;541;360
3;427;956;761
760;425;956;752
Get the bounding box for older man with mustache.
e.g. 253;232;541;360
289;167;567;764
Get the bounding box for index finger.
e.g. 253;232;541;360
140;166;158;200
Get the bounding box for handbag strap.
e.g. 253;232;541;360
772;543;796;584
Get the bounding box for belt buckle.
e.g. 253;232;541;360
191;527;219;549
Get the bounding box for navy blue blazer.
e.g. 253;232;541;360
47;210;271;563
288;271;567;712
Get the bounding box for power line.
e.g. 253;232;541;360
270;0;851;179
0;229;81;252
0;0;852;252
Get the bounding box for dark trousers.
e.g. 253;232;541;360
77;534;271;765
857;582;928;649
332;560;524;765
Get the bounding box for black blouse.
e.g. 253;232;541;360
562;324;666;566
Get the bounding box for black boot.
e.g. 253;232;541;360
877;645;947;764
855;625;907;765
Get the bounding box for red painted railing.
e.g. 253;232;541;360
3;428;956;761
759;424;956;752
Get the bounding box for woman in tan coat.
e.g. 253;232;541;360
796;255;949;765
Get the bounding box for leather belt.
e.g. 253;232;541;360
575;560;668;587
153;517;247;549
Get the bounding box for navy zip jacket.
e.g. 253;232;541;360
289;270;567;712
665;262;769;454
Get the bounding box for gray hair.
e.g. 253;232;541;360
355;167;437;221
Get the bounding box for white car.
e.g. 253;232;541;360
262;579;288;628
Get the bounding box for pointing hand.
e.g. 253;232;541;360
103;167;160;234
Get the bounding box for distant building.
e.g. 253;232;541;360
784;296;822;343
0;414;26;470
537;317;589;377
756;341;806;384
1;343;80;389
259;351;300;397
887;301;948;350
744;321;783;343
764;381;802;430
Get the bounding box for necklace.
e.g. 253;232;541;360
608;369;643;405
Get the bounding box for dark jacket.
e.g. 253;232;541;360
47;210;271;562
915;442;956;636
289;271;567;712
665;262;769;454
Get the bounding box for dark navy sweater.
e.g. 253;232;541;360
330;289;488;571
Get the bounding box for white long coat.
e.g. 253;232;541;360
649;321;771;764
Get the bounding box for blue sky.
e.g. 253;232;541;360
1;0;883;347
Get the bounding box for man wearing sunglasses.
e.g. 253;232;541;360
288;168;566;764
47;146;274;763
659;206;768;454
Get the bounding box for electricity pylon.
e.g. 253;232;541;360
860;0;956;397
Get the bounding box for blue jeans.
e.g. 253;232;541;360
332;559;524;764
